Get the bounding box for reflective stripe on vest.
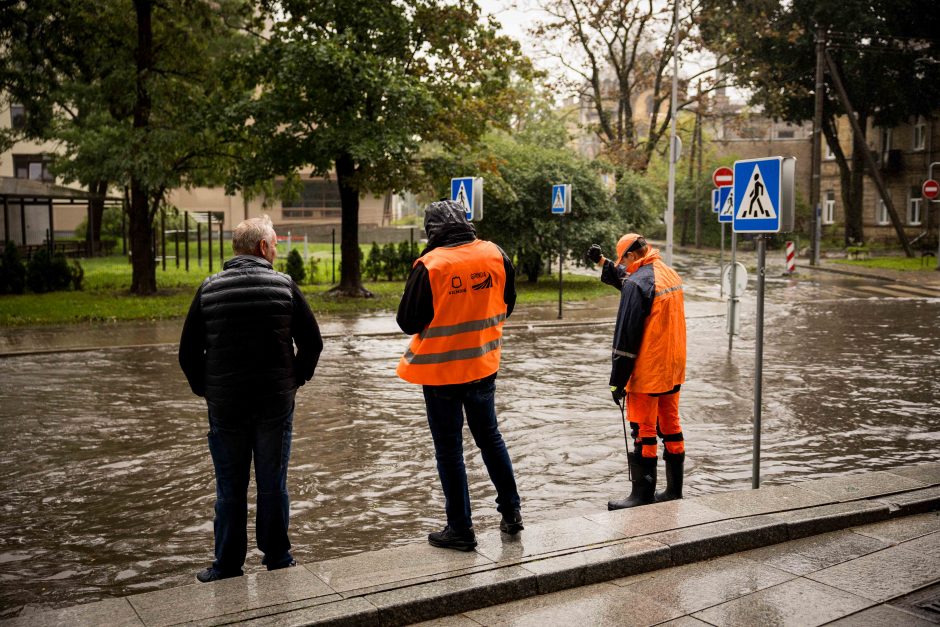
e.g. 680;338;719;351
397;240;507;385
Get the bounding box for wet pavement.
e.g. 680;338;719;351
0;249;938;617
3;462;938;626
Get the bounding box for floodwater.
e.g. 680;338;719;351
1;255;938;616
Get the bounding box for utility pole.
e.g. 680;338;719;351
824;49;914;257
665;0;680;265
696;84;704;248
810;27;825;266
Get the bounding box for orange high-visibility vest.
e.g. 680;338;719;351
397;240;507;385
626;254;686;394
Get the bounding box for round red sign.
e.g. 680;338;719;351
713;167;733;188
923;179;939;200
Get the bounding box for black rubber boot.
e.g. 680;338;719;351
608;453;657;510
654;451;684;502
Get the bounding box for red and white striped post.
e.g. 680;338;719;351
785;241;796;274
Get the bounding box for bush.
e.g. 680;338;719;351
307;256;320;284
397;240;417;278
26;248;73;293
381;243;397;280
0;242;27;294
70;260;84;291
364;242;382;281
285;248;306;284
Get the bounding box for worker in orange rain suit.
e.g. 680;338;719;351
585;234;687;509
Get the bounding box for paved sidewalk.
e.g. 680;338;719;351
427;512;940;626
5;462;938;627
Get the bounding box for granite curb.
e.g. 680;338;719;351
795;261;940;291
5;462;939;627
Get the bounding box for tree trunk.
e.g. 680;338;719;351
129;0;156;294
330;152;372;297
129;179;156;294
844;117;867;245
85;179;107;253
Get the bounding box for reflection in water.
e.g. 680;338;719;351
0;291;938;615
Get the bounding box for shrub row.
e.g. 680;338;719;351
0;242;84;294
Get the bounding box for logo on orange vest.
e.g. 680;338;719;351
471;272;493;290
448;275;467;295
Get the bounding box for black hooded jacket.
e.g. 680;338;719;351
396;200;515;335
178;255;323;418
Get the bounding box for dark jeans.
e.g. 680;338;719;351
206;402;294;575
422;377;521;531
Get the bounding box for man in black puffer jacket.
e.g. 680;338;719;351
179;215;322;583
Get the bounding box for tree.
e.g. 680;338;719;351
425;124;623;283
236;0;532;297
0;0;258;294
530;0;724;172
699;0;940;246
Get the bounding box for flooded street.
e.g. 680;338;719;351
1;256;938;615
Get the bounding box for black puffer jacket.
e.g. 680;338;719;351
179;255;322;418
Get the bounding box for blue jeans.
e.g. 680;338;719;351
206;403;294;575
422;377;521;531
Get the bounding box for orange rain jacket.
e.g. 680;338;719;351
397;239;509;385
603;247;686;394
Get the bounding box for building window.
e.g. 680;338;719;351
281;179;341;210
823;190;836;224
908;187;922;226
12;154;53;181
913;115;926;151
824;136;836;160
876;199;889;225
10;103;26;130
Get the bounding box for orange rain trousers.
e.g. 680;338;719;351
627;391;684;459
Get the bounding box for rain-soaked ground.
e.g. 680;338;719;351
0;251;938;616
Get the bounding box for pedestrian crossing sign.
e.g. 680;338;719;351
712;188;720;214
551;184;571;214
718;186;733;223
451;177;484;221
732;156;796;233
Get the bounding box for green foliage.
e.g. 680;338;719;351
0;0;260;294
381;243;397;281
236;0;533;293
0;242;27;295
425;128;621;282
698;0;940;245
285;248;306;284
25;249;73;294
74;204;125;242
364;242;382;282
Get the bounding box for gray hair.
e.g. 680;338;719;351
232;215;275;255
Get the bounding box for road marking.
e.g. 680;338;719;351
855;285;925;298
885;284;940;298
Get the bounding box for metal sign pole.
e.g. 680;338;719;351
753;234;767;489
719;222;725;299
558;214;564;320
728;231;737;351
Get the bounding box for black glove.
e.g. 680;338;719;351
610;385;626;405
586;244;603;265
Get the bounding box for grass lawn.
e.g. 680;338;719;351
0;250;609;325
830;255;938;272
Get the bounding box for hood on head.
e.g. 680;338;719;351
421;200;476;254
424;200;474;238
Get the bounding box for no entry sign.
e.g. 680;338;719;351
713;166;733;188
923;179;939;200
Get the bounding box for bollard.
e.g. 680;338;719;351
785;240;795;274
